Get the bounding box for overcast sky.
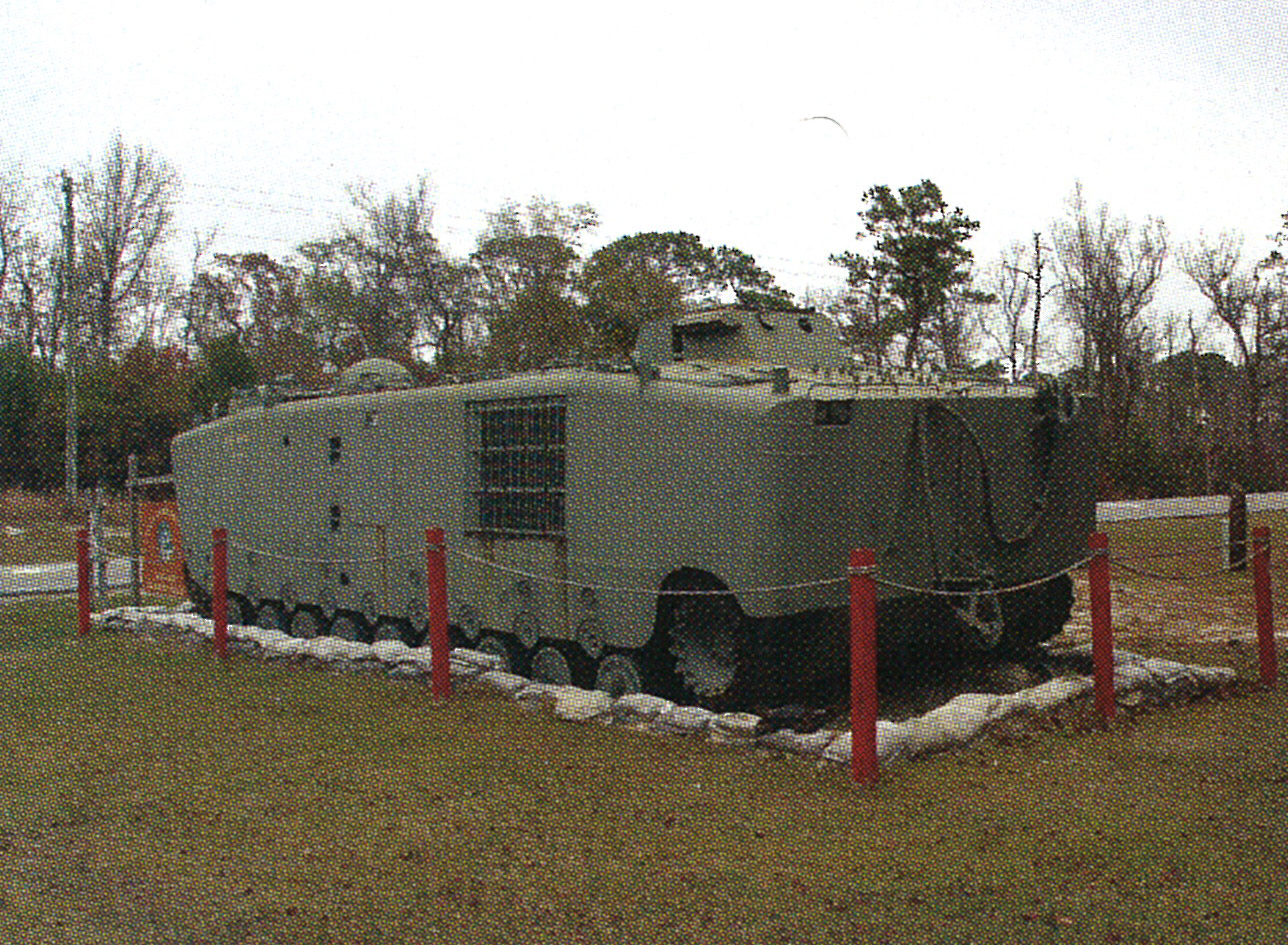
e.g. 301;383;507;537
3;0;1286;341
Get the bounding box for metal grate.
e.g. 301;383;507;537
468;396;567;535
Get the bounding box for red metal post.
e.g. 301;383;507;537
849;547;878;785
426;527;452;700
212;528;228;659
1252;525;1277;688
1088;531;1115;722
76;528;91;637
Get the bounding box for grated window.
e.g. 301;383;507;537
468;396;567;535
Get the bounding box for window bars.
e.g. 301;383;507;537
468;397;567;536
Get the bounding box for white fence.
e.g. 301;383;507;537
1096;491;1288;522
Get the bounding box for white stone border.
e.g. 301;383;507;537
93;606;1238;772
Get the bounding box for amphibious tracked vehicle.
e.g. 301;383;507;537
173;305;1097;707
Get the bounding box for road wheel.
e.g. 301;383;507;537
477;633;526;676
372;618;408;644
288;608;326;639
405;621;430;648
330;613;370;643
530;646;572;685
594;652;644;697
255;601;288;633
998;573;1075;652
229;594;256;626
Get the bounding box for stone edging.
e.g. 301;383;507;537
93;606;1239;771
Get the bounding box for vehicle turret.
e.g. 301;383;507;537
634;307;852;374
337;358;413;393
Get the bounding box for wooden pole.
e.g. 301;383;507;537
1228;486;1248;571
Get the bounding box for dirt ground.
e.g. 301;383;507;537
869;561;1277;723
1059;571;1276;650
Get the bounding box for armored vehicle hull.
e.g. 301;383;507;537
173;308;1097;708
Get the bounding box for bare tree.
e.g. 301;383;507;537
184;258;242;348
0;164;27;318
976;242;1033;381
0;167;42;354
10;234;61;364
987;233;1060;381
168;228;219;349
1053;184;1167;438
1182;232;1288;485
831;256;898;367
134;267;182;347
1149;311;1202;480
186;251;315;381
0;166;67;364
301;176;480;367
77;134;181;352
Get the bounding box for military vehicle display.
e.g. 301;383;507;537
172;304;1097;708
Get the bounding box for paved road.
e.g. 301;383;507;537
0;557;132;597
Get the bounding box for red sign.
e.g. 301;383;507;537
141;500;187;598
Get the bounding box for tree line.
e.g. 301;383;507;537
1;136;1285;496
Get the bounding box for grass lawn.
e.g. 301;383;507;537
1;490;134;568
1;589;1287;943
1095;511;1288;627
1100;508;1285;563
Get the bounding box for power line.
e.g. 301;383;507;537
185;181;353;206
22;174;857;279
11;177;973;294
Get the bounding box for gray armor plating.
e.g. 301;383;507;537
173;306;1097;708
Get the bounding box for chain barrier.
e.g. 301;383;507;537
224;538;424;567
447;546;1095;599
205;532;1271;597
871;556;1095;597
1105;535;1273;582
445;546;847;595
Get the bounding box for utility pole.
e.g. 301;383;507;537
61;170;78;519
